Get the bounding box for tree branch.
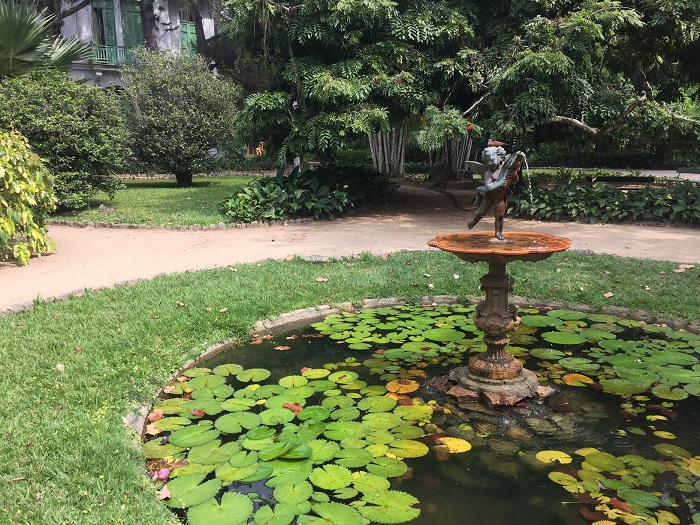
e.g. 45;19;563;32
543;115;600;136
60;0;94;20
462;93;487;116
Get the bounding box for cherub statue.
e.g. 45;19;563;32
465;142;526;241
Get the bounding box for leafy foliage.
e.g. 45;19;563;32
509;180;700;224
0;69;130;210
0;129;56;264
0;1;91;78
121;50;241;187
221;165;397;222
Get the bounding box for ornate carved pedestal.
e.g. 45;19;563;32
427;232;571;406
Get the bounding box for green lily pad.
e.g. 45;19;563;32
394;404;433;421
165;473;221;509
253;504;296;525
600;378;652;395
547;309;588;320
558;357;600;373
581;329;617;341
521;315;563;327
366;457;408;478
652;384;689;400
387;439;429;458
265;394;306;410
530;348;566;360
358;490;420;524
328;371;360;384
273;481;314;505
322;396;355;410
307;380;337;393
323;422;366;441
422;328;465;342
258;443;296;462
298;406;332;422
391;425;425;440
184;368;212;377
215;412;262;434
357;396;397;413
309;440;341;463
298;503;364;525
352;473;391;493
309;464;353;490
684;384;700;396
260;408;296;425
331;407;361;422
169;424;220;448
186;492;254;525
334;448;375;468
541;331;587;345
302;369;331;379
585;452;625;472
189;374;227;390
254;385;286;399
155;417;192;431
618;488;664;509
213;364;244;377
237;368;271;382
188;440;241;465
654;443;691;458
142;440;185;459
220;397;257;412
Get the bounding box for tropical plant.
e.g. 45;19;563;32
0;0;91;78
0;129;56;265
0;69;130;210
121;50;241;187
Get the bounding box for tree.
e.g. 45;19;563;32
121;50;240;187
0;1;91;78
226;0;479;175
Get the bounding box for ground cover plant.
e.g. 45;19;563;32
0;251;698;524
51;176;253;226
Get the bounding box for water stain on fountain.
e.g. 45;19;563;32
427;231;571;407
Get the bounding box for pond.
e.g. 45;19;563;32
143;304;700;525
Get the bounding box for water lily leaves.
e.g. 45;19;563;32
618;488;664;509
357;396;397;413
278;375;308;388
563;373;595;386
298;503;364;525
309;464;353;490
530;348;566;360
652;385;689;400
213;364;245;377
254;504;296;525
188;440;241;465
366;457;408;478
298;406;332;422
184;368;213;377
265;394;306;410
387;440;429;459
165;473;221;509
521;315;563;327
189;374;226;390
258;443;296;462
558;357;600;373
353;473;391;493
585;452;625;472
541;331;587;345
600;378;651;396
302;368;331;379
323;422;366;441
334;448;375;468
535;450;572;465
386;379;419;394
237;368;271;383
221;397;256;412
142;440;185;459
215;412;262;434
358;490;420;524
322;396;355;410
547;472;578;485
394;404;433;421
186;492;254;525
654;443;691;459
260;408;296;425
169;424;220;448
328;371;359;384
274;481;314;505
309;440;341;463
422;328;464;342
155;417;192;431
581;329;617;341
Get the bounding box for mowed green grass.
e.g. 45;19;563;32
0;251;698;524
51;175;255;226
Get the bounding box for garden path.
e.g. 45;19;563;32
0;184;698;314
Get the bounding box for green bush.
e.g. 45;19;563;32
509;180;700;224
222;165;397;222
121;50;240;187
0;70;129;210
0;129;57;265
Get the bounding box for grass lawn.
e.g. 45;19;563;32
50;175;255;226
1;251;698;524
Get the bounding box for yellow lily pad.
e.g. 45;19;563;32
535;450;572;464
386;379;420;394
436;437;472;453
653;430;677;440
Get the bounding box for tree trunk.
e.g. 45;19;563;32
441;135;472;180
175;171;193;187
141;0;159;51
368;126;406;177
193;2;207;55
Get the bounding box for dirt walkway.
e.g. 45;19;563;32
1;185;698;314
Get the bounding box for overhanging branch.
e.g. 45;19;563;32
60;0;94;19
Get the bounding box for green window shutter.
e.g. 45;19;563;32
181;20;197;54
122;2;144;50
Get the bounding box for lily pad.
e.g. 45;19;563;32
188;374;226;390
253;504;296;525
260;408;296;425
530;348;566;360
541;331;587;345
309;464;353;490
600;378;652;395
618;488;664;509
215;412;262;434
366;457;408;478
298;406;332;422
547;309;588;320
237;368;272;383
521;315;563;327
298;503;364;525
535;450;572;464
169;424;220;448
273;481;314;505
353;473;391;493
652;385;689;400
387;439;429;458
358;490;420;524
422;328;465;342
165;473;221;509
188;440;241;465
357;396;397;413
585;452;625;472
654;443;691;458
186;492;254;525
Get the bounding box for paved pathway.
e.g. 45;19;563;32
1;185;698;314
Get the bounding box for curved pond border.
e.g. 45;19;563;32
124;295;700;435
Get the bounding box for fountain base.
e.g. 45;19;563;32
449;366;540;408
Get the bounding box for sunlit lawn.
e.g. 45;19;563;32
50;175;255;226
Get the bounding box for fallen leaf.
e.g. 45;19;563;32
163;384;175;394
423;273;431;277
300;367;312;374
191;408;205;417
151;315;160;319
674;264;694;273
175;301;187;307
146;423;162;436
156;485;171;500
275;345;291;351
147;409;164;422
250;338;264;345
315;277;329;282
55;363;65;372
261;335;274;340
387;379;421;394
283;402;303;415
11;477;28;482
453;274;460;280
603;270;611;275
35;493;43;501
219;308;228;313
205;307;213;311
74;347;83;354
427;283;435;288
603;292;614;298
286;335;298;340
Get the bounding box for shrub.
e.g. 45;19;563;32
0;129;57;265
0;69;130;210
509;180;700;224
121;50;241;187
222;165;397;222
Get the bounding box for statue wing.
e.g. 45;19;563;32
465;161;486;175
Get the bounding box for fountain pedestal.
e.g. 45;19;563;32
428;232;571;406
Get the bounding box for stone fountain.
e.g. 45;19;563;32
428;146;571;407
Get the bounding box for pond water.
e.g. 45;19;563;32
145;304;700;525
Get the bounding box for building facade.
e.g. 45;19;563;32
60;0;215;86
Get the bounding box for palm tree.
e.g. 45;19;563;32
0;1;92;78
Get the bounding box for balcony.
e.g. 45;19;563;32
91;45;138;66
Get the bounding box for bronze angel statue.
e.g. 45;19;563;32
465;142;526;241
